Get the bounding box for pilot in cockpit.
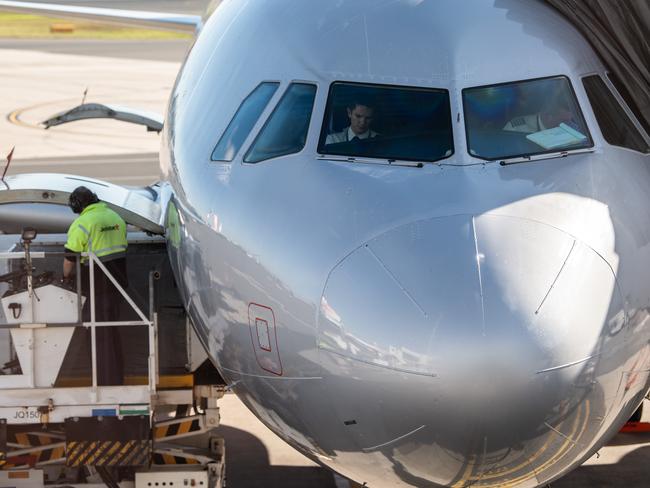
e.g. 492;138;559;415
503;94;576;134
325;98;379;144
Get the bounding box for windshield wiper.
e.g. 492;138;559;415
317;155;424;168
498;147;595;166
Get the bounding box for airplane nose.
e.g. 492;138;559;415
317;214;623;486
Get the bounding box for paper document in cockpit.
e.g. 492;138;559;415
526;122;587;150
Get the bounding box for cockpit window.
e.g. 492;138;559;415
607;72;650;137
318;82;453;163
583;75;650;153
211;82;279;162
244;83;317;164
463;76;593;161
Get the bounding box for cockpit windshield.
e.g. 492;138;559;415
463;76;593;161
318;82;454;163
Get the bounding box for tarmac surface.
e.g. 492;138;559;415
0;38;192;61
0;30;649;488
7;0;208;15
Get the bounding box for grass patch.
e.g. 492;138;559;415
0;12;191;39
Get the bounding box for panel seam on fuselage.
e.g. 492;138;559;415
361;424;426;452
536;353;599;374
364;244;428;319
220;366;322;380
535;240;576;315
471;216;486;337
318;344;438;378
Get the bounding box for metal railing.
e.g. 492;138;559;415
0;249;158;395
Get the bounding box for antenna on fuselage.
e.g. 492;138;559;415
81;87;88;105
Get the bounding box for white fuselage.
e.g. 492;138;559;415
160;1;650;486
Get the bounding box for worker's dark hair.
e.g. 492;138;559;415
347;96;375;111
69;186;99;214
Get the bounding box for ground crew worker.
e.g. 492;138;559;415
63;186;128;386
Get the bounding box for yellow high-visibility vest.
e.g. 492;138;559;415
65;202;127;261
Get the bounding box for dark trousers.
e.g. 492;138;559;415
81;258;128;386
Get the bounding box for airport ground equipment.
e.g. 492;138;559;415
0;233;226;487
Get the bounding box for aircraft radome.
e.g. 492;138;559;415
0;1;649;487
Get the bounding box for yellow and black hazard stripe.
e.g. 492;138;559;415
154;416;203;441
1;430;65;469
33;444;65;466
2;443;66;469
152;452;201;465
11;431;63;448
66;440;151;467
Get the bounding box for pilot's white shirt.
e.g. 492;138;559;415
325;127;378;144
503;114;547;133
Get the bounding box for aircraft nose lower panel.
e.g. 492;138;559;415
319;213;622;379
319;214;483;377
474;214;624;375
316;213;624;487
